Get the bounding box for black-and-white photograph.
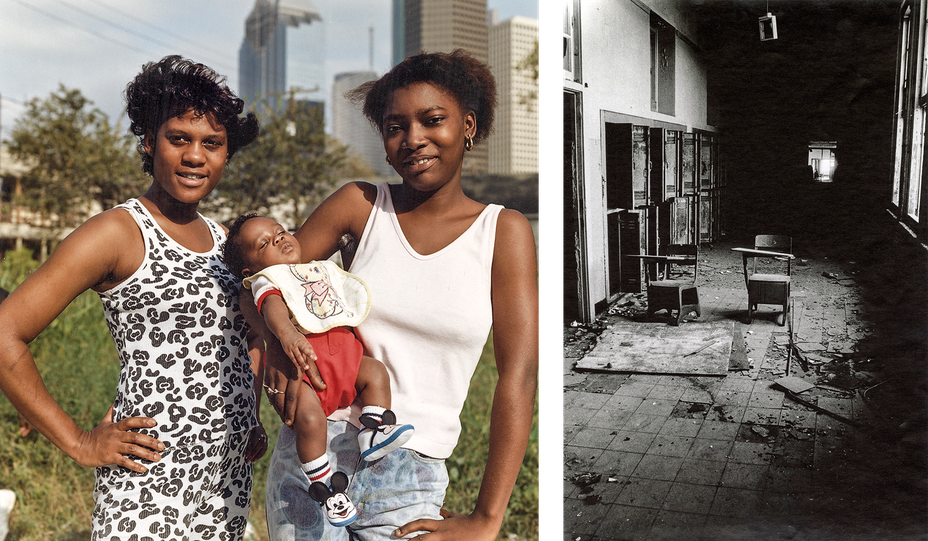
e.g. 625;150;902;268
563;1;927;540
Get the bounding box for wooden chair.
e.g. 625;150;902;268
646;244;701;326
736;235;794;325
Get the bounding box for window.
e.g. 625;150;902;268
563;0;581;82
650;13;675;116
891;4;911;210
808;141;837;182
891;1;926;227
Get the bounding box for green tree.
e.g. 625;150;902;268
7;85;147;228
518;40;539;112
210;96;354;228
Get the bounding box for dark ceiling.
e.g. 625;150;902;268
670;1;904;241
682;0;900;184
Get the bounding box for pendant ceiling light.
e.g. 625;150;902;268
759;2;778;41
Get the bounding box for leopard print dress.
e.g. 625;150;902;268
91;199;257;540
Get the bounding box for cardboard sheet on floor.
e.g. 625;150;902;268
728;322;749;371
774;376;815;394
575;321;734;376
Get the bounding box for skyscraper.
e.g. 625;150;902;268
398;0;488;62
238;0;326;113
394;0;489;174
392;0;407;67
488;16;538;175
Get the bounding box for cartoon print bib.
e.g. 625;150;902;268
244;260;371;334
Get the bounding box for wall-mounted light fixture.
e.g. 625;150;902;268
759;12;778;41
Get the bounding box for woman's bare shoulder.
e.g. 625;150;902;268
296;181;381;260
495;209;535;247
51;206;144;288
491;209;537;276
319;181;379;227
75;206;140;243
328;181;379;207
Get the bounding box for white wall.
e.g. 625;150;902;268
567;0;715;317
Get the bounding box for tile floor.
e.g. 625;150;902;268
564;243;927;541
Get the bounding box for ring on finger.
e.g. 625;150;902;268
263;384;284;395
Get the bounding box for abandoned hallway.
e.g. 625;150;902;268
563;184;928;541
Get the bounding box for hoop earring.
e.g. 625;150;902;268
464;135;474;152
386;155;392;165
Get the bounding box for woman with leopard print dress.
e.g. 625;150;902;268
0;56;265;540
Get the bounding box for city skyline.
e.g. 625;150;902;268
238;0;327;111
0;0;537;138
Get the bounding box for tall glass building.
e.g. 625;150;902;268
239;0;326;113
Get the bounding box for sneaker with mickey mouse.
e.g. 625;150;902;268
308;471;358;527
358;408;414;462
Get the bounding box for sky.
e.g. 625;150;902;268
0;0;539;139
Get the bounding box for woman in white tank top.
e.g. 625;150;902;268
260;50;538;541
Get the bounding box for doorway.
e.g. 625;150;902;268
564;90;588;323
809;141;837;182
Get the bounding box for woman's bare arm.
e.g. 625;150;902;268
0;210;165;472
264;181;377;423
242;329;268;463
293;181;377;262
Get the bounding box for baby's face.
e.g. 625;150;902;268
239;217;302;275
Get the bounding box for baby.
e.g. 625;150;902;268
222;213;413;527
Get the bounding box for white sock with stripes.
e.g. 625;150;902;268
360;405;387;426
301;455;332;486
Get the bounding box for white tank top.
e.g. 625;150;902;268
344;183;501;459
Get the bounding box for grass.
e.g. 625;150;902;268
0;250;112;540
442;337;539;540
0;249;538;540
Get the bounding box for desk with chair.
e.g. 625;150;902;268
733;235;795;325
630;245;701;325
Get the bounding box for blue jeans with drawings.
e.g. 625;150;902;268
265;420;448;540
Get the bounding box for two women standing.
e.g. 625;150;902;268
0;48;538;541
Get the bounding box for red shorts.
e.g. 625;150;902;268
303;326;362;416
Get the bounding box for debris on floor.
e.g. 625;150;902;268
774;375;815;394
565;240;928;541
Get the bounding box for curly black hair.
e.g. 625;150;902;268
125;55;260;176
221;212;261;280
347;49;497;145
